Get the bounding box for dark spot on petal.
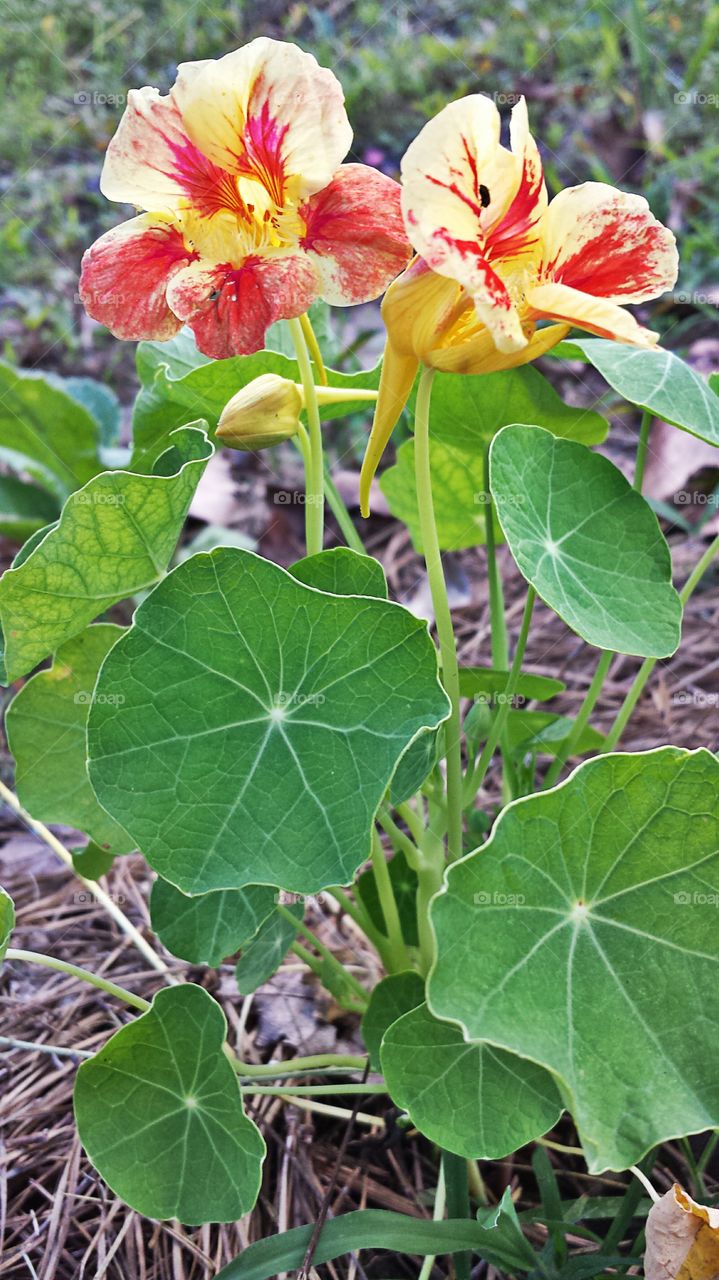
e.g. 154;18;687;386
479;184;491;208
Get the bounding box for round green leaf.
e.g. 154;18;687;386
0;887;15;961
390;728;440;804
6;624;133;855
490;425;682;657
356;849;419;948
381;1003;563;1158
553;338;719;447
0;425;212;683
87;547;449;895
290;547;387;599
151;878;276;966
74;983;265;1223
429;747;719;1171
362;971;425;1070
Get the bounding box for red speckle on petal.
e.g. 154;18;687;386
79;217;197;341
164;136;252;221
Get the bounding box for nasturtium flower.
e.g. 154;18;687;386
359;93;679;514
80;38;411;358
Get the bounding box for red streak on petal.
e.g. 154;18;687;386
486;153;544;262
235;97;290;206
164;136;251;221
549;209;667;297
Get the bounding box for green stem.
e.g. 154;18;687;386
463;588;536;807
414;366;463;862
323;464;367;554
484;448;509;670
443;1151;471;1280
602;534;719;753
543;648;613;789
300;311;328;385
371;829;409;971
278;908;368;1006
240;1083;386;1097
483;447;516;803
418;1159;447;1280
6;947;150;1012
0;780;170;979
232;1053;367;1080
395;799;425;847
377;808;424;872
634;409;652;491
416;813;445;974
289;316;324;556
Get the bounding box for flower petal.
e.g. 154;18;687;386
79;214;196;341
301;164;411;305
175;38;352;204
359;341;419;517
526;281;660;345
429;320;570;373
541;183;678;302
401;95;536;352
165;253;319;358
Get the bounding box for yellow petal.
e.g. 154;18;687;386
429;320;569;373
400;95;528;353
526;281;660;345
359;341;419;517
176;37;352;203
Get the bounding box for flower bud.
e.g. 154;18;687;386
217;375;303;451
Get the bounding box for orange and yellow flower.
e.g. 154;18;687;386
360;93;679;514
80;39;411;358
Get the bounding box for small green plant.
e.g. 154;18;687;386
2;34;719;1278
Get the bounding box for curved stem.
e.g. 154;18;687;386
289;316;324;555
463;588;536;807
483;448;516;802
414;366;463;861
634;409;652;491
418;1159;447;1280
324;463;367;554
371;829;409;971
232;1053;367;1079
377;809;424;872
602;534;719;753
299;312;328;385
278;905;368;1005
0;780;170;979
6;947;151;1012
543;648;613;789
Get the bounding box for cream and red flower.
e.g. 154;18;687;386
80;38;411;358
359;93;679;514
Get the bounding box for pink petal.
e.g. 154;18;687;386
79;214;197;341
166;254;319;359
301;164;411;305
